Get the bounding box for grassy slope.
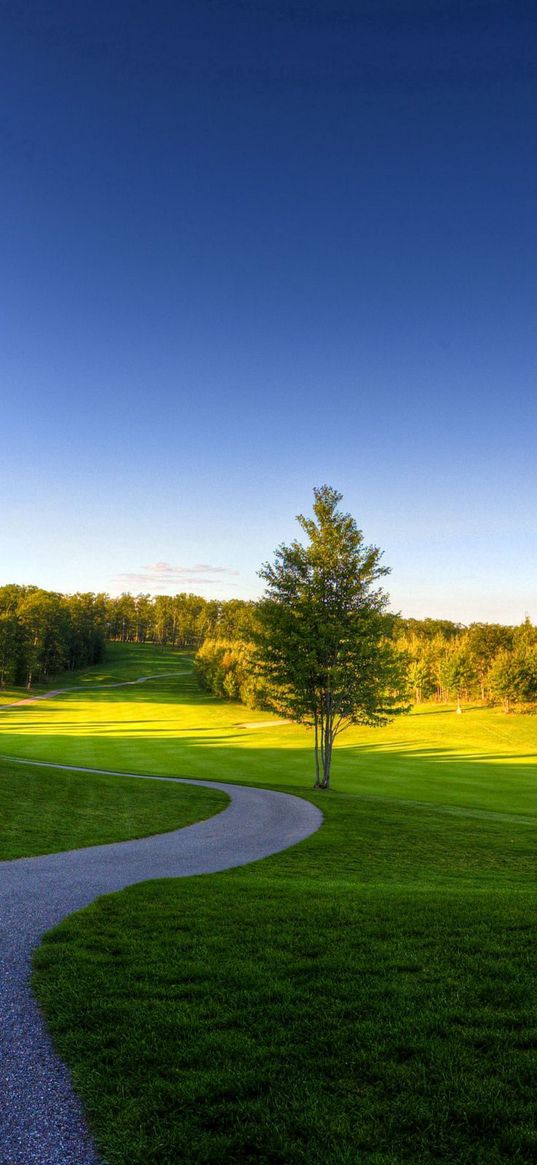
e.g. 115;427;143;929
2;644;537;1163
0;647;226;857
0;754;227;859
0;642;189;704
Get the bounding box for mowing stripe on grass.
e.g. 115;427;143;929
0;671;190;711
5;754;537;828
339;789;537;826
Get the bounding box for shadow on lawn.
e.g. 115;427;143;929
341;739;537;763
2;728;537;819
2;659;537;821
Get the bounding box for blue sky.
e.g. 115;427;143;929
2;1;536;623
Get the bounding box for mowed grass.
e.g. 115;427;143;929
34;876;537;1165
0;647;227;857
0;754;227;859
2;644;537;1162
2;642;537;815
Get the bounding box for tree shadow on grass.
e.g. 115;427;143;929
2;663;537;828
1;728;537;815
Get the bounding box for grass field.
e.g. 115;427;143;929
2;643;537;1163
0;648;227;857
0;753;227;859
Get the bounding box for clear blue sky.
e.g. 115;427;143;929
2;1;536;623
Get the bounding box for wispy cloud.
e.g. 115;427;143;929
113;561;240;593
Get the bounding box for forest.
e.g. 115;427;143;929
1;583;536;711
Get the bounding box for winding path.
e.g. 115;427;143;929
0;760;323;1165
0;670;190;711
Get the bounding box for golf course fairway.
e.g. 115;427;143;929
1;643;537;1164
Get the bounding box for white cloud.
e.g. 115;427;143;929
112;561;240;594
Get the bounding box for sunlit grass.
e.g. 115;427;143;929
0;646;227;857
1;643;537;816
3;643;537;1162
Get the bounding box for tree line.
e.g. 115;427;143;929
105;592;253;648
0;585;107;688
196;612;537;714
2;581;536;711
0;584;257;689
394;616;537;710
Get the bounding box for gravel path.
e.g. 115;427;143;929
0;671;189;710
0;761;323;1165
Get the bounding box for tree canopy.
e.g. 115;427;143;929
2;573;535;717
253;486;409;788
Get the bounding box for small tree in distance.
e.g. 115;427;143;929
255;486;409;789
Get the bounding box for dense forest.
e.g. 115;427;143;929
0;585;255;689
0;585;107;688
196;611;537;713
1;583;536;711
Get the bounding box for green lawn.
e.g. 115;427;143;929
0;642;190;704
0;645;226;858
0;753;227;859
2;643;537;1163
2;642;537;815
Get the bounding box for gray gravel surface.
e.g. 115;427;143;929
0;761;323;1165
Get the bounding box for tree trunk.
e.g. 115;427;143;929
313;713;321;788
320;734;333;787
320;700;334;788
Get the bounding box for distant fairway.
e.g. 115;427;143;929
2;641;537;816
0;654;227;858
2;643;537;1163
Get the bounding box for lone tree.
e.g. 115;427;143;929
255;486;409;789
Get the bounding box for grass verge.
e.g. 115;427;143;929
0;755;227;859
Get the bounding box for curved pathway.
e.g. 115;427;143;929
0;761;323;1165
0;670;190;711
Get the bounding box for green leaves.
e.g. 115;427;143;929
255;487;409;786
